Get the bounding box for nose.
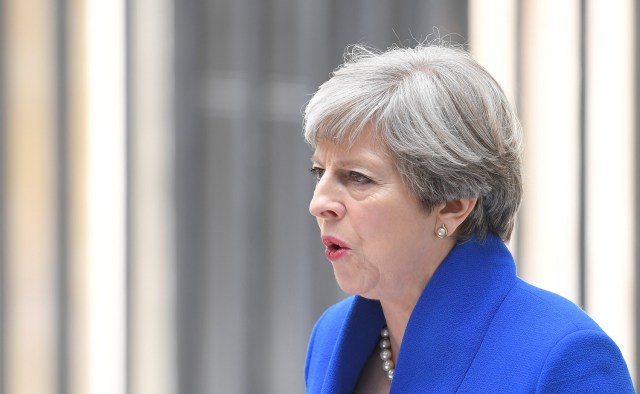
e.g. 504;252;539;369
309;177;346;220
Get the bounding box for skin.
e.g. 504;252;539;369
309;126;476;390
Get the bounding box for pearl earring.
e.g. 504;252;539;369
436;224;448;238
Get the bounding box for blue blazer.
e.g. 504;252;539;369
305;234;634;393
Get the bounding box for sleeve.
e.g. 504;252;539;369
535;329;635;393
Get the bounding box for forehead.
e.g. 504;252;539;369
312;125;390;162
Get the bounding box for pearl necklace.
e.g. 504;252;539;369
379;326;395;380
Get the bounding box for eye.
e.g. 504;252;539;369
348;171;372;184
309;167;324;183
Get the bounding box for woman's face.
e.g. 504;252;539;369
309;128;450;303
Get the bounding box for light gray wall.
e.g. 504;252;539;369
173;1;468;392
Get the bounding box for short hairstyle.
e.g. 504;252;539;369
303;44;523;242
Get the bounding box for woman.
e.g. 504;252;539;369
303;44;634;393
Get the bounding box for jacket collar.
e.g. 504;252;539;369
322;234;517;393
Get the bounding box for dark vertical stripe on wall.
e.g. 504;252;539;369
174;0;207;391
514;0;524;264
125;0;133;393
578;0;587;310
54;0;70;393
0;0;5;392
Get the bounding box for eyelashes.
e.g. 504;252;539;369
309;167;373;185
348;171;372;185
309;167;324;183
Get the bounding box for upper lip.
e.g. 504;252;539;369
322;235;349;250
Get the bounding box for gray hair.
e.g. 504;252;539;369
303;44;523;242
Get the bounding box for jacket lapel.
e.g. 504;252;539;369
391;234;517;393
321;296;385;393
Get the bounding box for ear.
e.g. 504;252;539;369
435;198;477;237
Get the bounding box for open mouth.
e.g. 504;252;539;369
322;236;349;260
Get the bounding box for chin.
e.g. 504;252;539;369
335;280;360;296
334;274;375;298
334;274;363;296
332;262;380;296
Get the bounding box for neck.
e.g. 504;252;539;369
377;237;457;363
379;299;414;365
378;254;441;364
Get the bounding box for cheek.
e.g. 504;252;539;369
355;210;405;249
363;207;432;249
352;209;385;234
367;208;416;233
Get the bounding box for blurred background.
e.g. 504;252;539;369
0;0;637;392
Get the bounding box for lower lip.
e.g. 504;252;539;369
325;247;349;261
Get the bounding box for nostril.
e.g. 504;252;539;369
318;207;340;219
327;210;340;218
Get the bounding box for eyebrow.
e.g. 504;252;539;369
310;154;385;170
311;143;390;168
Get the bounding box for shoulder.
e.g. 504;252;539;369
475;279;634;391
508;279;599;331
536;328;635;392
480;278;606;353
